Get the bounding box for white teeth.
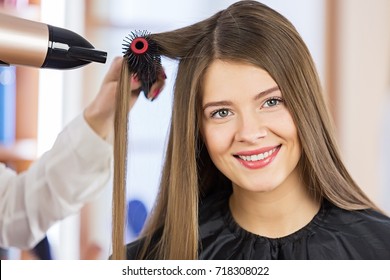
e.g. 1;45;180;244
238;147;278;162
259;153;264;160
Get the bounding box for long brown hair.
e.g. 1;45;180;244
112;0;378;260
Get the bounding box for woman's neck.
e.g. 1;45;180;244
229;172;320;238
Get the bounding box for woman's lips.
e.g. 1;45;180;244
234;145;282;169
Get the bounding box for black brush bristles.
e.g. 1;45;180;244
123;30;162;99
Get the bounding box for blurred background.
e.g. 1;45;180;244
0;0;389;259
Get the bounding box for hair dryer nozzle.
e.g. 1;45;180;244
68;47;107;64
42;25;107;69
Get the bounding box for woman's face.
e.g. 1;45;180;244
200;60;301;193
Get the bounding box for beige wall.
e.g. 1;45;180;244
335;0;390;204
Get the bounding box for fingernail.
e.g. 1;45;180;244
151;88;161;101
160;71;167;80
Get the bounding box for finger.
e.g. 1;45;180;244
146;70;167;101
147;80;165;101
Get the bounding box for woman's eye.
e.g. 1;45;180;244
263;98;283;108
211;109;231;119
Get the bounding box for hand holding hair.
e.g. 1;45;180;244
84;56;166;140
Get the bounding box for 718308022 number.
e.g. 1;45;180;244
215;266;270;276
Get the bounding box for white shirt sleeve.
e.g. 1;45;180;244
0;114;113;249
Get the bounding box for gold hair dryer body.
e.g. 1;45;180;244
0;13;106;69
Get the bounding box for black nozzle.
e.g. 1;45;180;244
42;25;107;69
68;46;107;64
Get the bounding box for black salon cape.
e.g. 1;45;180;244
126;191;390;259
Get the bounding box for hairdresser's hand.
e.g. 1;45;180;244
84;56;165;140
84;57;139;140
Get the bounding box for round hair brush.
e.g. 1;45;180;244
122;30;162;100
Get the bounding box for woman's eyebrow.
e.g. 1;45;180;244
202;86;280;111
253;86;280;101
202;100;233;111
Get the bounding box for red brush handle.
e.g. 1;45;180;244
130;37;149;54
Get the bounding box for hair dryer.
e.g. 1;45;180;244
0;13;107;69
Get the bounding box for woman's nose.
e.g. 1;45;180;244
234;113;267;143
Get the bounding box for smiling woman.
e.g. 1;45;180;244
112;0;390;260
200;60;313;239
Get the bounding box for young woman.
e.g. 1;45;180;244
112;0;390;259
